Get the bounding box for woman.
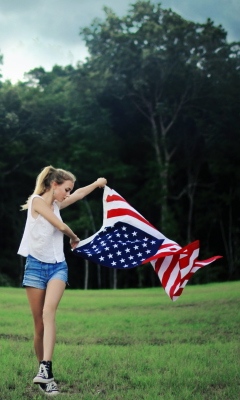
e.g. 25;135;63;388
18;166;107;396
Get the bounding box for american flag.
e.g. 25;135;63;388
73;186;222;301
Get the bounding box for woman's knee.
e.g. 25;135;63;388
34;319;44;336
42;305;56;322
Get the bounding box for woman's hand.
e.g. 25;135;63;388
96;177;107;188
70;236;80;249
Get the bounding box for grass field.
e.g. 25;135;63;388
0;282;239;400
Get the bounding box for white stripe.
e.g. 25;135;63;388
157;256;173;282
180;248;199;279
105;187;166;239
106;199;144;217
153;243;181;256
191;266;201;273
164;262;180;295
103;215;164;239
179;279;189;289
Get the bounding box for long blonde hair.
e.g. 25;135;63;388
21;165;76;210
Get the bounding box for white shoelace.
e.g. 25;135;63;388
46;381;59;393
38;364;48;378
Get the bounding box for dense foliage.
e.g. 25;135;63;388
0;1;239;288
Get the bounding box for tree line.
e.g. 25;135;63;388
0;1;240;289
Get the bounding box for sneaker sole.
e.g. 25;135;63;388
45;392;60;396
33;377;54;384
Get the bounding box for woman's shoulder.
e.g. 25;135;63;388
31;195;45;206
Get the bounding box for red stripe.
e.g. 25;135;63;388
195;256;222;266
107;208;157;230
169;270;181;299
173;287;184;298
154;257;165;274
143;248;181;264
106;194;128;203
161;254;179;288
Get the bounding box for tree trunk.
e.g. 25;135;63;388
84;199;101;288
84;258;89;290
113;268;117;289
84;229;89;289
186;173;197;243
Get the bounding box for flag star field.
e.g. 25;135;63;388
74;221;164;269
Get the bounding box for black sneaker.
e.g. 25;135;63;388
33;361;54;384
39;381;60;396
39;383;47;392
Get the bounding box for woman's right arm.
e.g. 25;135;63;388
32;197;80;248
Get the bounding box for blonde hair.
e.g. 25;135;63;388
21;165;76;210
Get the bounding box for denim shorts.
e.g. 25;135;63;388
22;254;68;289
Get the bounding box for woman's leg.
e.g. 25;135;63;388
42;279;66;361
26;287;46;362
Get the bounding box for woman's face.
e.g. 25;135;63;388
53;180;74;202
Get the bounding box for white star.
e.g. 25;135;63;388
111;261;117;266
124;234;129;238
100;241;106;245
108;254;113;259
113;244;118;248
137;252;143;257
142;243;147;247
123;264;128;268
150;240;156;244
134;245;139;250
117;251;122;256
105;247;110;251
132;261;137;265
120;258;125;263
143;237;149;241
132;231;137;236
99;256;105;261
116;233;121;237
122;226;127;231
125;248;130;253
128;255;134;260
146;250;151;254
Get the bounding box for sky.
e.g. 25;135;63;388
0;0;240;83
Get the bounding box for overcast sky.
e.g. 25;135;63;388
0;0;239;83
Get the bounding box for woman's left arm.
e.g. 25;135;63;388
60;177;107;209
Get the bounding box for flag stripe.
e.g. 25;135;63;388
107;208;156;230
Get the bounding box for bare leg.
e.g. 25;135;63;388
42;279;66;361
26;287;46;362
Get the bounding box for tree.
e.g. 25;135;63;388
80;1;231;235
0;52;3;81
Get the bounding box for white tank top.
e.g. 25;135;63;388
18;195;65;263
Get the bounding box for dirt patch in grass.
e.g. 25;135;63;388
0;333;30;341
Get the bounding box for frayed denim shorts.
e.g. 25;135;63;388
22;254;68;289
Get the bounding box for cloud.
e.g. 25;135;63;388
0;0;239;82
159;0;240;42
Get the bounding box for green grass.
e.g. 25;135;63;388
0;282;239;399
